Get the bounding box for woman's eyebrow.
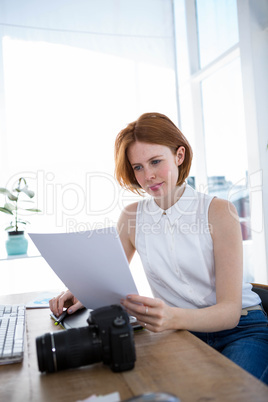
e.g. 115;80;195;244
131;154;164;166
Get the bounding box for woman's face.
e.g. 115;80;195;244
127;141;185;205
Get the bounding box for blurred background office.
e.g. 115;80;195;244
0;0;267;290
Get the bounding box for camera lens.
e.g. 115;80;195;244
36;326;102;373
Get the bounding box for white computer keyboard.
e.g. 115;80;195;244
0;304;25;364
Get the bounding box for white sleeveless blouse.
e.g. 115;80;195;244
135;185;260;309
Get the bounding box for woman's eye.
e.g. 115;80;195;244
151;159;161;165
133;165;142;171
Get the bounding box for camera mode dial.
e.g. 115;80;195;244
113;316;126;327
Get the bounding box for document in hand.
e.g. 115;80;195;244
29;228;138;309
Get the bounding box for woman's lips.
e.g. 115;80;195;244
149;182;163;191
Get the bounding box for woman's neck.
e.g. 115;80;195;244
154;183;186;211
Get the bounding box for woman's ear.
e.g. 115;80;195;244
176;146;185;166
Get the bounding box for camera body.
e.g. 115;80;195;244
88;304;136;372
36;304;136;373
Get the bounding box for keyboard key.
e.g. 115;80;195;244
15;325;24;340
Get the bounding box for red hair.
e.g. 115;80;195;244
114;112;193;195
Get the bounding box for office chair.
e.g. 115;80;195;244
251;283;268;314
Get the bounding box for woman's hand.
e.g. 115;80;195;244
121;294;176;332
49;290;84;317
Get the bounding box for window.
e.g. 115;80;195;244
0;1;178;236
196;0;239;67
201;58;251;241
174;0;268;282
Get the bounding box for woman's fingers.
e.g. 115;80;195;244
121;295;173;332
49;293;63;316
49;290;82;316
121;295;156;316
67;300;84;314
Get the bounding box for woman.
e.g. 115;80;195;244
50;112;268;383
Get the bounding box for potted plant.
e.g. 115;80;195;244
0;177;41;256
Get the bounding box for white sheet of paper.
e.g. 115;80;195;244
29;228;138;309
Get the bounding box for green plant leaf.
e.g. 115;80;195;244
0;188;10;195
17;219;30;224
21;186;35;198
5;225;15;231
4;203;15;211
0;188;17;200
8;193;18;201
25;208;42;212
0;207;13;215
20;199;34;203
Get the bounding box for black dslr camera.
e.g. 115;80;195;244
36;305;136;373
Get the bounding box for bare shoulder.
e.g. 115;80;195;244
208;197;241;240
208;197;238;221
123;201;139;215
117;202;138;251
118;202;139;225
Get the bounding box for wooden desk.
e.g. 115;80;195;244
0;293;267;402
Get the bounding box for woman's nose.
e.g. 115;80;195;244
144;167;155;181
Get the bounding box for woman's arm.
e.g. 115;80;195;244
121;198;243;333
116;202;137;263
